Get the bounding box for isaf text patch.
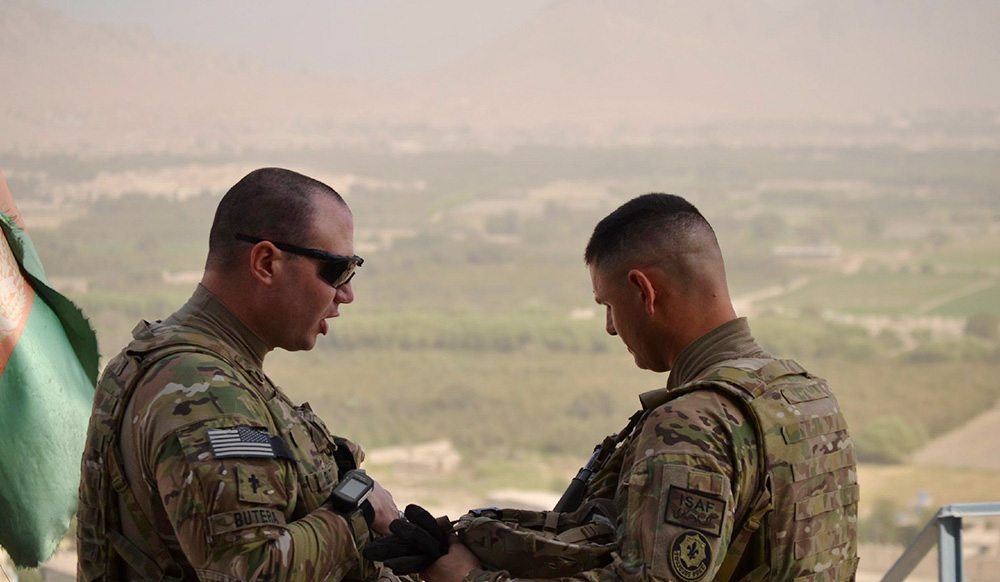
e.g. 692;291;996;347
665;486;726;537
669;529;712;581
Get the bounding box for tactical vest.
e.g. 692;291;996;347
77;320;371;582
454;359;858;582
647;359;860;582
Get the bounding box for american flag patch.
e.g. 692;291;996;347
207;426;276;459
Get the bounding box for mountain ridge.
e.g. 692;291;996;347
3;0;999;153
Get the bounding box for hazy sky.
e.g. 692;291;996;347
35;0;551;79
10;0;998;144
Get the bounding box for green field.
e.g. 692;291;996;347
929;281;1000;316
27;145;1000;460
6;143;1000;556
266;347;652;455
922;232;1000;270
757;271;988;316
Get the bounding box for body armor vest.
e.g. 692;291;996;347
77;320;371;582
660;358;860;582
455;359;858;582
78;321;236;582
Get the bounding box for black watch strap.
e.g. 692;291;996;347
360;499;375;527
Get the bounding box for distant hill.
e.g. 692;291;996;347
2;0;999;153
911;404;1000;470
401;0;1000;128
0;0;367;153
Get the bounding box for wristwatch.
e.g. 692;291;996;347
326;469;376;550
329;469;375;513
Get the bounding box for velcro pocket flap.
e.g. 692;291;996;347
782;412;848;444
795;484;860;520
781;382;832;404
791;448;857;482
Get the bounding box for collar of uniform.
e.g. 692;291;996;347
666;317;771;390
168;284;270;369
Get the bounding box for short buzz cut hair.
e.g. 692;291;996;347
206;167;346;271
584;193;717;271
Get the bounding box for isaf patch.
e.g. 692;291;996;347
665;486;726;537
669;529;712;581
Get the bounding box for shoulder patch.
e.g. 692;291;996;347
669;529;712;581
665;486;726;537
237;463;281;504
207;426;294;460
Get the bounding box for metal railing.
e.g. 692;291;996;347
880;502;1000;582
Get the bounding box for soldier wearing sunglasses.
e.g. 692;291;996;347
78;168;400;582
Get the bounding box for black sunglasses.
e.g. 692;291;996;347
235;234;364;288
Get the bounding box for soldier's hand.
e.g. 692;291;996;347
363;504;451;573
421;537;480;582
395;504;450;556
368;480;399;535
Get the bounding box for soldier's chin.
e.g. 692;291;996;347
283;334;318;352
631;352;665;373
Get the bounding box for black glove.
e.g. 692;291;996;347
363;504;450;573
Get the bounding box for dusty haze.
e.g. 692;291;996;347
3;0;999;153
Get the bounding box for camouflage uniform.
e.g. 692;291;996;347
467;318;858;582
78;285;371;582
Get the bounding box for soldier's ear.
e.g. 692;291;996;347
627;269;657;315
248;241;280;286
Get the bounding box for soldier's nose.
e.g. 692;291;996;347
336;282;354;304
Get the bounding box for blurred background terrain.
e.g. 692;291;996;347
2;0;1000;579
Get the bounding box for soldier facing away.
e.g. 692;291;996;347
77;168;400;582
386;194;859;582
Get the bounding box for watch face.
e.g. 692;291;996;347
331;470;375;513
338;477;370;500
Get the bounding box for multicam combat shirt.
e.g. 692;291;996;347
88;285;366;582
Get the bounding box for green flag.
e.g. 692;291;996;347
0;171;99;567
